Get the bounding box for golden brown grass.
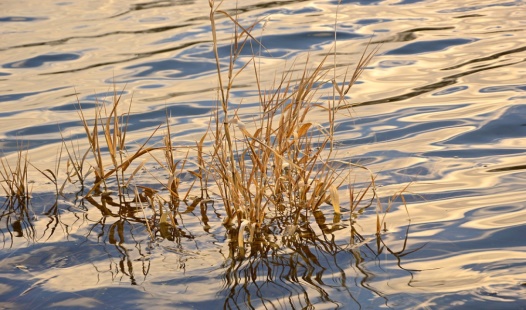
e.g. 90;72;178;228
0;1;412;255
0;145;37;245
205;0;401;251
1;146;31;204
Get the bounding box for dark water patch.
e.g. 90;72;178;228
3;53;81;69
262;6;322;15
140;87;218;102
222;0;316;17
152;26;209;45
442;105;526;145
356;18;393;25
0;243;99;272
139;16;169;23
385;38;475;55
454;14;485;19
0;16;47;22
81;90;132;102
0;91;42;103
169;102;214;118
465;221;526;248
125;59;216;79
373;27;455;44
0;24;190;52
138;83;165;89
150;273;215;287
424;148;526;159
109;0;198;19
411;221;449;232
43;40;208;76
374;31;417;44
346;59;523;108
432;85;469;96
50;101;98;112
480;84;526;93
407;217;526;257
442;46;526;71
5;122;80;145
131;0;195;10
339;104;466;130
394;0;427;4
408;189;488;206
330;0;384;5
479;204;523;214
471;259;526;280
424;293;525;310
379;59;417;68
437;1;521;13
0;282;149;309
392;163;433;179
342;117;463;146
192;31;363;59
5;103;210;148
488;164;526;173
0;86;68;103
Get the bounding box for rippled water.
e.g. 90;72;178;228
1;0;526;308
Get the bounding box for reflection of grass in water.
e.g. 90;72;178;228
221;223;421;309
0;198;36;247
0;146;37;246
0;1;413;262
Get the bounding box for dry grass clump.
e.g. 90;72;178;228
205;0;395;250
75;87;161;198
0;147;31;203
0;1;412;255
0;146;37;245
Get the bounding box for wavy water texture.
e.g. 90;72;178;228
1;0;526;308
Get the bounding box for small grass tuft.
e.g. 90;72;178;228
205;0;398;253
0;144;32;202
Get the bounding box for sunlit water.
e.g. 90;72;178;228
1;0;526;308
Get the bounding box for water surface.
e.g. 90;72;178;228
1;0;526;308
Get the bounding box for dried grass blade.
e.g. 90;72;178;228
329;185;341;214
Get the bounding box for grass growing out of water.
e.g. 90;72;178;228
206;1;392;248
0;146;38;244
0;1;411;254
0;147;31;203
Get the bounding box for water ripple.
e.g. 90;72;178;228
1;0;526;308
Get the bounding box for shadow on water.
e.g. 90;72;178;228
0;197;36;246
0;188;420;308
221;220;421;309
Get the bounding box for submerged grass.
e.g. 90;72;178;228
0;1;412;256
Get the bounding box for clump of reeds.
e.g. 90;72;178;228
0;145;38;245
0;1;412;255
1;145;31;205
205;0;401;252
